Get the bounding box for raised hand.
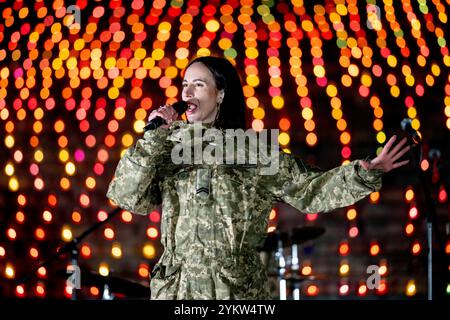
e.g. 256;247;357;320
360;135;411;172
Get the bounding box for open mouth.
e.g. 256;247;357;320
186;101;199;114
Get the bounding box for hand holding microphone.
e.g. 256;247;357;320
145;101;188;131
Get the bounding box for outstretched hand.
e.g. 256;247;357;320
360;135;411;173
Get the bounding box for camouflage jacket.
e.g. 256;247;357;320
106;121;383;300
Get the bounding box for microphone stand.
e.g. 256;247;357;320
409;139;439;300
18;207;122;300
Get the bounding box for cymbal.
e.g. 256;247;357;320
267;272;327;282
57;269;149;298
291;226;325;245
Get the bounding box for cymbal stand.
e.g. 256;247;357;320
18;207;121;300
291;244;301;300
275;238;287;300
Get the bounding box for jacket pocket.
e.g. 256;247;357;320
214;263;258;299
150;264;182;299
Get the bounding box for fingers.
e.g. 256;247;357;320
392;159;410;169
148;105;178;123
388;137;408;157
391;145;411;162
383;135;397;154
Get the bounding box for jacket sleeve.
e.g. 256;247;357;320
259;152;384;214
106;127;176;215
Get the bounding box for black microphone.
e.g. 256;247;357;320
400;118;421;144
144;101;189;131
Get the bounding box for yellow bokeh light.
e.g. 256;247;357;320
313;65;325;78
339;263;350;275
1;67;10;79
253;107;265;120
65;162;76;176
5;264;15;279
62;226;72;241
405;75;415;86
158;21;172;32
133;120;146;133
331;97;341;109
206;19;220;32
361;74;372;87
91;48;102;60
85;177;96;189
122;134;134;147
134;48;147;60
347;209;357;220
336;4;348;16
376;131;386;144
390;85;400;97
278;132;290;146
105;57;116;69
272;96;284;109
218;38;232;50
387;55;397;67
407;107;417;119
113;76;125;88
340;131;351;144
326;85;338;97
74;39;85;51
111;243;122;259
152;49;165;61
99;263;110;277
332;108;343;120
405;188;415;202
247;75;260;87
411;119;420;130
59;48;70;60
301;265;312;276
114;107;126;120
52;58;63;70
341;74;352;87
5;163;14;176
348;64;359;77
108;87;120;99
149;66;162;79
9;177;19;191
246;47;259;59
301;20;314;32
406;280;416;296
34;150;44;162
5;135;15;148
302;107;313;120
165;66;178;79
143;244;156;259
59;149;69;162
246;97;259;109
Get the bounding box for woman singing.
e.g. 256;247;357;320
107;56;410;299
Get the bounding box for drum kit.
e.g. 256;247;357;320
258;226;326;300
57;268;150;300
55;225;325;300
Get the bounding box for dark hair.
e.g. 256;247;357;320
185;56;247;130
